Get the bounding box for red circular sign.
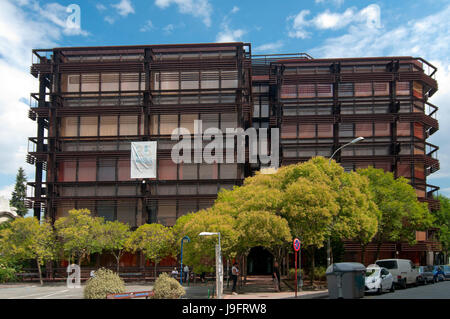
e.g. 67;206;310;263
293;238;301;251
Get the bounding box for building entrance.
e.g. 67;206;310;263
247;246;273;275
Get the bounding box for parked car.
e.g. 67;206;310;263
375;259;419;289
433;266;445;282
365;265;395;294
438;265;450;280
417;266;434;284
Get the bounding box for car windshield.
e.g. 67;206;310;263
444;266;450;271
376;261;397;269
365;268;380;277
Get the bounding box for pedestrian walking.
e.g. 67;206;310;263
171;267;178;279
183;265;189;283
273;261;281;292
231;262;240;295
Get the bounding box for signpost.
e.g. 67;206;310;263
293;238;301;298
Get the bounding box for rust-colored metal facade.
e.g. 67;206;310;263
28;43;252;227
27;43;440;264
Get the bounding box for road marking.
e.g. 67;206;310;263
8;292;53;299
36;290;69;299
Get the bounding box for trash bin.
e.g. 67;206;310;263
326;262;366;299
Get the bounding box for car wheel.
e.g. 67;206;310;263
390;282;395;292
377;287;382;295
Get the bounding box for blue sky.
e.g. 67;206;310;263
0;0;450;205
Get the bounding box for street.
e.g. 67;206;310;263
365;280;450;299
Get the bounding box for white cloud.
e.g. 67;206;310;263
253;41;284;53
308;4;450;189
37;3;89;36
287;10;311;39
140;20;156;32
312;8;355;30
96;3;107;11
112;0;135;17
231;6;239;14
104;16;116;24
154;0;212;27
288;4;381;38
0;184;14;200
0;1;86;189
163;24;175;34
315;0;345;6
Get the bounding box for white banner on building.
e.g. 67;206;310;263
131;141;157;179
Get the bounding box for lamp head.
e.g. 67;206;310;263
351;137;364;144
199;232;219;236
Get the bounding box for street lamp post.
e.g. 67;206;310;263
327;136;365;267
199;232;222;299
180;236;190;285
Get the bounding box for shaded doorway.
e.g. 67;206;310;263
247;246;273;275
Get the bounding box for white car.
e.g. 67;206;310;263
375;259;419;288
365;265;395;294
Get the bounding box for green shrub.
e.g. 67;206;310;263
84;268;125;299
152;272;186;299
0;262;17;283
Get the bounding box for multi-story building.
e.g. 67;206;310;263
27;42;441;268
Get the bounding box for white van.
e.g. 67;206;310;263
375;259;419;288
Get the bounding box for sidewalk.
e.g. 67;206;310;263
222;275;328;299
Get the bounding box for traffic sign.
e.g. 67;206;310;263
293;238;301;252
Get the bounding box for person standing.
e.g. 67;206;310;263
183;265;189;283
273;261;281;292
231;262;240;295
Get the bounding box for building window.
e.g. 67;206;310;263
317;84;333;97
397;122;411;136
160;114;178;135
317;124;333;138
61;117;78;137
58;161;76;182
101;73;120;91
78;159;97;182
299;124;316;138
158;201;177;226
355;123;373;137
98;159;116;181
396;82;410;96
374;82;389;96
339;123;354;137
199;163;218;179
119;115;138;136
374;122;390;136
281;85;297;99
97;201;115;221
298;84;315;98
100;116;118;136
158;159;177;180
281;124;297;138
80;116;98;137
118;159;131;181
354;83;372;97
338;83;353;97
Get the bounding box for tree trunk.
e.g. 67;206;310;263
36;258;43;286
361;245;367;265
374;241;382;261
115;253;120;274
154;261;158;282
309;247;315;286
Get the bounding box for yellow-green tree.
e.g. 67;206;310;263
99;220;131;273
358;167;434;260
0;217;55;285
172;209;238;274
54;209;104;267
128;223;175;280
